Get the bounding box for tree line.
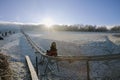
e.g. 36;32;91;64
51;24;120;32
21;24;120;32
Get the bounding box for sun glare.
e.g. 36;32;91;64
42;18;54;28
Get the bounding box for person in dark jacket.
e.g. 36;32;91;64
46;42;57;57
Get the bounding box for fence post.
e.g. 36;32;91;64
36;56;38;76
56;61;60;72
44;59;49;74
86;61;90;80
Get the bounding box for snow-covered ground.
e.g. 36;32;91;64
0;30;120;80
0;33;36;80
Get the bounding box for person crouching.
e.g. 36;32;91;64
46;42;57;57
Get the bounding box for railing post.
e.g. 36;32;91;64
86;61;90;80
36;56;38;76
56;61;60;72
44;58;49;74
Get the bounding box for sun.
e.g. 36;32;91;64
42;17;54;28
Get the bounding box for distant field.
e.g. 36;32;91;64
27;31;114;43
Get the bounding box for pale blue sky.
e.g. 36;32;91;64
0;0;120;26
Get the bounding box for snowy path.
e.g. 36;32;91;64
0;33;36;80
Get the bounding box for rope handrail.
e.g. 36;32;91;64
22;31;120;62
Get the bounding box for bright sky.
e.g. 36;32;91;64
0;0;120;26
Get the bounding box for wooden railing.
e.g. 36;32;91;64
22;31;120;80
25;56;39;80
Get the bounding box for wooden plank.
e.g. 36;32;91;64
25;56;39;80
